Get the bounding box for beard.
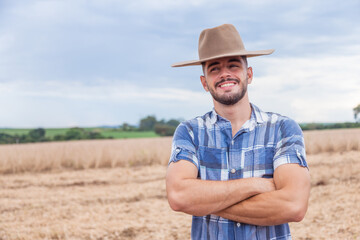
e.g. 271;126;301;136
207;77;248;105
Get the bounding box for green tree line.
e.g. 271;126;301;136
0;128;110;144
121;115;181;136
3;113;359;144
299;122;360;131
0;116;182;144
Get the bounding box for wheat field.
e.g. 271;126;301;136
304;128;360;154
0;129;359;239
1;128;359;175
0;137;173;174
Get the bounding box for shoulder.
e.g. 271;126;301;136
177;110;214;130
251;103;303;134
266;112;303;139
173;110;213;139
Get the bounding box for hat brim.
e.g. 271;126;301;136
171;49;275;67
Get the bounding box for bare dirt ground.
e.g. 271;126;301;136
0;151;359;239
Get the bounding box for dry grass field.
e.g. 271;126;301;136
0;138;173;174
0;129;359;239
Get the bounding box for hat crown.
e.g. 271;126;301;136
171;23;274;67
198;24;245;60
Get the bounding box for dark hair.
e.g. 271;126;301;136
201;56;248;74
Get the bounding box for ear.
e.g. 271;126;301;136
200;75;209;92
247;67;253;84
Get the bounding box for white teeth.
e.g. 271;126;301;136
220;83;235;87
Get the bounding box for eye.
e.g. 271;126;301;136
209;67;219;72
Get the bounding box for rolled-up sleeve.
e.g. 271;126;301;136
273;118;308;170
169;123;199;169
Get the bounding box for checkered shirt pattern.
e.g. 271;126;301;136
169;103;308;240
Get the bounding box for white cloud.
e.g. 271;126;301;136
0;79;209;103
1;0;359;127
250;54;360;122
0;33;15;53
124;0;207;11
0;78;212;127
8;0;116;26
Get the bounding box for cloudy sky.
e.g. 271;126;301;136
0;0;359;128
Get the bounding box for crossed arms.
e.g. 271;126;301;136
166;160;310;226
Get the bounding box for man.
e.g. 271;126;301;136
166;24;310;239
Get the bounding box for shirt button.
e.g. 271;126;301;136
237;223;241;227
231;169;236;174
175;148;180;153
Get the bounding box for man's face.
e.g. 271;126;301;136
200;56;253;106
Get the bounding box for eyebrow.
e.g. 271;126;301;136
207;58;242;70
207;61;220;70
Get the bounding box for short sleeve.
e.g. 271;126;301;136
273;118;308;170
168;122;199;169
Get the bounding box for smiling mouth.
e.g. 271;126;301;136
219;82;235;88
216;78;239;88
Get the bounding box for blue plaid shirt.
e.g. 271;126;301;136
169;103;308;240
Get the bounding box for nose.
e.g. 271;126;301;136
219;67;231;79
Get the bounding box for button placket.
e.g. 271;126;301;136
228;137;240;177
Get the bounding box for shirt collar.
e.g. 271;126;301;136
251;103;269;124
209;108;218;125
209;103;268;125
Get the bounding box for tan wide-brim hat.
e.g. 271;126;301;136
172;24;275;67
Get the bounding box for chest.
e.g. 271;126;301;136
195;125;276;180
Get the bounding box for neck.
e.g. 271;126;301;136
213;96;252;136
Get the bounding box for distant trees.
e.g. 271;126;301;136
299;105;360;130
54;128;109;141
154;124;176;136
28;128;46;142
139;116;157;131
0;128;49;144
0;133;16;144
0;128;110;144
3;107;360;145
138;115;181;136
0;115;182;145
119;123;136;131
300;122;360;131
354;104;360;122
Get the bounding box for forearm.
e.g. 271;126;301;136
167;177;273;216
216;189;302;226
216;165;310;226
